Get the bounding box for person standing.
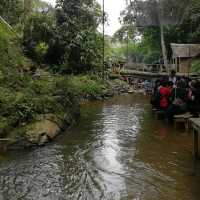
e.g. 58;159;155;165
159;81;171;110
169;70;177;85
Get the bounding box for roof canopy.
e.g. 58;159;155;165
171;43;200;58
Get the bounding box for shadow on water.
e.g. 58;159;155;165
0;94;200;200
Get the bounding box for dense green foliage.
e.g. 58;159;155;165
55;0;103;73
0;0;23;26
0;0;200;142
1;0;103;74
23;12;56;63
0;17;79;139
0;0;107;141
68;75;104;98
191;60;200;74
111;26;161;64
111;0;200;70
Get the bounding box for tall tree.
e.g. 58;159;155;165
0;0;23;25
55;0;102;73
23;0;32;16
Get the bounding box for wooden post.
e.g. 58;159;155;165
193;128;198;159
175;58;178;72
193;128;198;174
185;120;189;132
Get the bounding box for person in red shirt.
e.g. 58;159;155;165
159;81;171;110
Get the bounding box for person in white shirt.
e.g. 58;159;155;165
169;70;177;85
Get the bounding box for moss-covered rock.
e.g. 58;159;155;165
25;118;60;145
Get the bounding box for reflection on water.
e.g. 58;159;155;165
0;94;200;200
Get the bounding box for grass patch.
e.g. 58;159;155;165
68;75;105;98
191;59;200;74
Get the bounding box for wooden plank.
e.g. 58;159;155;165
0;138;13;141
190;118;200;125
190;118;200;173
174;113;193;119
174;113;193;131
120;69;196;78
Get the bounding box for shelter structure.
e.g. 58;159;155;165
171;43;200;74
111;60;126;73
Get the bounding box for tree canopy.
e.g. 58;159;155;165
0;0;104;74
55;0;102;73
117;0;200;68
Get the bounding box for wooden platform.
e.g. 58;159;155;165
189;118;200;173
174;113;193;131
120;69;196;79
190;118;200;159
0;138;13;141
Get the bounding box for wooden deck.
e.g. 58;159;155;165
190;118;200;157
174;113;193;131
189;118;200;173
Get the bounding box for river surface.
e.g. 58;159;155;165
0;94;200;200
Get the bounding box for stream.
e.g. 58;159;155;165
0;94;200;200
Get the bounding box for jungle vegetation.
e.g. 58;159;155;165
112;0;200;71
0;0;200;140
0;0;104;140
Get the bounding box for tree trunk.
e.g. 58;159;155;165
160;24;169;73
21;0;32;37
24;0;32;16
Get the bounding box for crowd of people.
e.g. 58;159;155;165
151;70;200;122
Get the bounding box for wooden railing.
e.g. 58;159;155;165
110;62;176;75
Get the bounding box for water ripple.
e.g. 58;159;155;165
0;95;200;200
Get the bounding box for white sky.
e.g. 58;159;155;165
44;0;56;6
43;0;126;36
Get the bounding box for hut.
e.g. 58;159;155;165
171;43;200;74
111;60;126;73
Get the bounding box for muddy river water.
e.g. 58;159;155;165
0;94;200;200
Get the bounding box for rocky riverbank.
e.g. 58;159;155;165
0;16;133;149
82;79;132;101
1;77;131;150
24;79;131;147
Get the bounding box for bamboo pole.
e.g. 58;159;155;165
0;16;14;32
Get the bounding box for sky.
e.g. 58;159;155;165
43;0;126;36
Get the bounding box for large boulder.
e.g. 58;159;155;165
25;115;62;145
